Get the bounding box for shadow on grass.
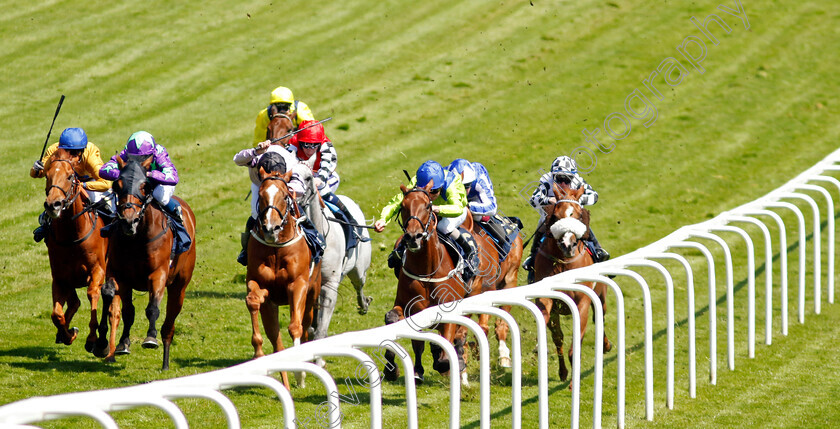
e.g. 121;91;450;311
185;289;246;300
0;346;120;374
172;356;248;369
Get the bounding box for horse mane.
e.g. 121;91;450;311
580;208;591;239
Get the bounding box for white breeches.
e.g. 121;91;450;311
437;209;467;235
88;190;116;212
152;184;175;206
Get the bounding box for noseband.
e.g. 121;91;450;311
46;159;82;211
398;188;435;241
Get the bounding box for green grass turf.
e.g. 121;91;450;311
1;0;840;427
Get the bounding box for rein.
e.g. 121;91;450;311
46;159;82;211
397;188;435;240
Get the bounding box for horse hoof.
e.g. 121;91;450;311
115;345;131;355
414;372;424;385
604;339;613;353
499;357;512;368
84;341;96;354
384;366;399;382
357;296;373;315
558;366;569;382
460;371;470;387
315;357;327;368
104;356;116;363
92;344;109;358
142;337;159;349
432;359;451;375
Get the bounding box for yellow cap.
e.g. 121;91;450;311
270;86;294;104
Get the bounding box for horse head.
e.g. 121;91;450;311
43;149;82;219
113;154;153;236
256;166;295;244
546;183;589;259
399;182;437;252
266;104;295;146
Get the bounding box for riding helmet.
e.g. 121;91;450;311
447;158;476;185
416;160;445;190
126;131;157;156
57;127;88;150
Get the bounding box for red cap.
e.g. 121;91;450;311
296;120;326;143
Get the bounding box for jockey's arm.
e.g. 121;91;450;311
468;179;497;217
147;149;179;186
579;182;599;206
80;144;112;191
434;176;468;217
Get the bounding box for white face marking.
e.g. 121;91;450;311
565;206;574;219
263;184;281;234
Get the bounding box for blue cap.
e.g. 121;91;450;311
416;160;445;190
58;128;88;150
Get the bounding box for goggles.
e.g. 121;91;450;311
299;142;320;149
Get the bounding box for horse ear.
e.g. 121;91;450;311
400;184;409;195
117;155;126;168
423;181;434;192
141;156;153;169
574;186;585;199
258;166;269;181
551;182;563;200
282;170;293;183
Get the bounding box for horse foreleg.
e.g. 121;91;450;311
383;306;405;381
596;283;612;352
84;266;105;353
104;282;123;364
313;278;339;341
348;260;372;315
411;339;426;384
245;280;268;359
567;297;593;391
548;309;567;382
50;283;78;346
94;278;115;357
495;305;512;368
260;301;283;353
143;270;167;349
287;277;309;388
116;288;135;355
159;281;187;371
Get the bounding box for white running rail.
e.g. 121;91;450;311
2;148;839;429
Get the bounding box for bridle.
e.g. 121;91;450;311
45;159;82;211
398;187;436;241
257;175;293;233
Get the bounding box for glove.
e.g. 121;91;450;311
32;160;44;172
314;177;325;189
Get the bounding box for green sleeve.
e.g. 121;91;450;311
378;176;417;224
435;174;468;217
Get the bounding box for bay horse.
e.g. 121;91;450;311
533;183;611;385
96;154;196;370
296;165;373;343
246;165;321;389
383;182;513;384
42;148;108;352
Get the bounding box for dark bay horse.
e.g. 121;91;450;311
533;183;611;384
42;149;108;351
384;183;483;385
246;166;320;389
96;154;196;370
266;104;295;146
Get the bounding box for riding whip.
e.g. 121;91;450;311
39;94;65;160
269;117;333;144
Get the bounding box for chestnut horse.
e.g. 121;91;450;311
246;167;321;389
42;149;108;352
96;154;196;370
533;183;611;384
384;182;518;384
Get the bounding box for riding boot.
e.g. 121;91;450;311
587;227;610;263
164;198;185;225
238;217;257;266
324;193;350;220
482;218;507;243
388;236;405;279
454;233;477;274
33;211;48;243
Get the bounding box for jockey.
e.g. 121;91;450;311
29;127;114;242
233;136;307;266
287;120;352;220
100;131;185;226
522;155;610;276
253;86;315;144
374;160;474;270
447;158;507;242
